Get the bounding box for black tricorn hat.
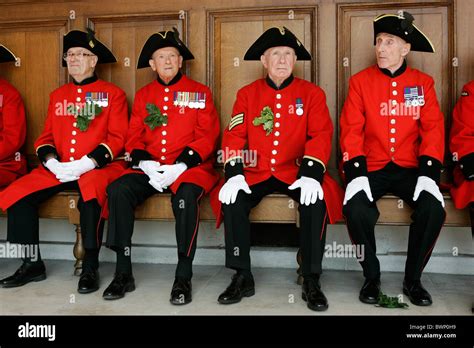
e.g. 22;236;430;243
244;26;311;61
0;44;17;63
137;28;194;69
62;29;117;67
373;12;435;53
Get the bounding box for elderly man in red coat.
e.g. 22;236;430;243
0;45;27;188
450;82;474;236
217;27;343;311
340;12;445;306
102;29;220;304
0;30;128;294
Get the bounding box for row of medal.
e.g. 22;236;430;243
173;91;206;109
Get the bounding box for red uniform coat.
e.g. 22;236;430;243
219;77;344;224
450;81;474;209
0;78;128;210
0;78;27;188
340;65;445;181
123;75;220;194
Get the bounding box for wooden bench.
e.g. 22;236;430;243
3;189;468;283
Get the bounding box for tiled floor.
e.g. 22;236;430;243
0;259;472;315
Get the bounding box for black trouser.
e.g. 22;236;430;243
106;173;205;279
222;176;328;277
342;162;446;281
7;181;104;253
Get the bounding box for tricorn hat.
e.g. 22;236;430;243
0;44;17;63
373;12;435;53
244;26;311;60
62;29;117;67
137;28;194;69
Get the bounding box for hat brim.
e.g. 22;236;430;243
0;45;17;63
137;33;194;69
62;30;117;67
244;27;311;61
373;15;435;53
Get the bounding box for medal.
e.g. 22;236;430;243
404;85;425;107
296;97;304;116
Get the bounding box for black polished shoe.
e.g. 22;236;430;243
170;278;192;305
218;273;255;305
0;261;46;288
102;273;135;300
302;278;328;311
77;269;100;294
359;278;381;304
403;279;432;306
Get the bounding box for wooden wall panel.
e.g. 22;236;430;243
207;6;317;139
337;2;455;164
0;19;68;164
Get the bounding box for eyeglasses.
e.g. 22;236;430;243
63;52;96;61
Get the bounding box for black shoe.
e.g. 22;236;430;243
302;277;328;311
359;278;381;304
0;261;46;288
170;278;192;305
77;269;100;294
102;273;135;300
218;273;255;305
403;279;432;306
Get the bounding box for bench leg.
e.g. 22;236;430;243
73;224;84;276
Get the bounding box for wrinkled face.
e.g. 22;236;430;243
149;47;183;81
375;33;411;71
260;46;297;82
65;47;97;78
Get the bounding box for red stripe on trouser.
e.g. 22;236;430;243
96;204;104;247
320;211;328;240
186;190;205;257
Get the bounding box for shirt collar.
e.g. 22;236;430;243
72;73;98;86
378;60;407;78
157;71;182;86
265;74;294;90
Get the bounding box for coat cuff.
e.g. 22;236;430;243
343;156;368;183
176;147;202;169
130;149;152;167
418;155;442;184
224;157;244;180
297;157;324;183
36;145;59;166
88;144;112;168
459;152;474;181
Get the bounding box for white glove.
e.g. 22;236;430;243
61;155;96;178
343;176;374;205
413;176;445;208
45;158;79;182
45;158;66;176
138;160;161;176
151;162;187;189
148;177;164;192
218;174;252;205
288;176;324;206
